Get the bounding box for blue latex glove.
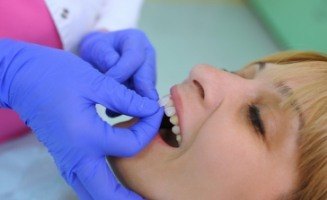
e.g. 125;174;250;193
79;29;157;99
0;39;163;200
79;29;158;117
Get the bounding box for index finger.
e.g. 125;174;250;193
133;47;158;100
106;34;150;82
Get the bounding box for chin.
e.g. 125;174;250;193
109;150;158;199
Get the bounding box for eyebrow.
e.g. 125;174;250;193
274;82;304;129
255;62;304;129
257;62;266;71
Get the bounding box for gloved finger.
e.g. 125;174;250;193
104;78;135;118
105;35;147;83
76;158;143;200
100;108;164;157
70;177;93;200
90;76;159;117
89;42;120;73
133;47;158;100
80;35;120;73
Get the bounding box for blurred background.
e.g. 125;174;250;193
139;0;327;96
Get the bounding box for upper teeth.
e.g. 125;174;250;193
164;107;176;116
159;95;182;146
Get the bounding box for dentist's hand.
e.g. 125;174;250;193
79;29;158;100
0;39;163;200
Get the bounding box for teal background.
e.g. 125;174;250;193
139;0;279;97
249;0;327;53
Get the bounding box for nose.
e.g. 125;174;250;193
189;64;246;108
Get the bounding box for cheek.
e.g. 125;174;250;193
191;123;256;174
182;101;208;133
183;116;268;195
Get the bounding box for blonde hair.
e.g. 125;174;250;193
249;52;327;200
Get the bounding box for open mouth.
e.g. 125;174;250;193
159;114;179;147
159;95;182;148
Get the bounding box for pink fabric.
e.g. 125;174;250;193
0;0;63;143
0;109;30;144
0;0;62;48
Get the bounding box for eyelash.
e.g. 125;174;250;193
248;105;265;136
224;67;265;135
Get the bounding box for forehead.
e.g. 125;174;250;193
235;62;280;89
237;62;301;86
238;60;327;76
237;62;278;78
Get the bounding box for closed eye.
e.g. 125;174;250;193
248;105;265;136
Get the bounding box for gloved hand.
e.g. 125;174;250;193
0;39;163;200
79;29;158;117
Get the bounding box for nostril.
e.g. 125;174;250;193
193;80;205;99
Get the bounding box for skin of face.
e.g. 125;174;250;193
110;63;301;200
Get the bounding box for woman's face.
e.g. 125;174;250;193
110;63;301;200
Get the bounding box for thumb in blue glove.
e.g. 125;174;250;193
0;39;164;200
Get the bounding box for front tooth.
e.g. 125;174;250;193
169;115;179;125
159;95;173;107
172;125;180;134
165;107;176;117
176;134;182;145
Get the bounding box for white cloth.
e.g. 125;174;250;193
44;0;143;52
